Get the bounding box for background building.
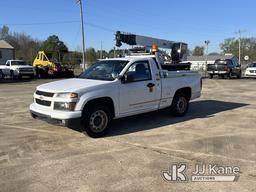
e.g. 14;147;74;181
185;55;237;71
0;40;15;65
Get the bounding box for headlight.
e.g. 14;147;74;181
54;102;76;111
55;92;78;98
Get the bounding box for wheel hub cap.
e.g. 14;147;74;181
89;110;108;133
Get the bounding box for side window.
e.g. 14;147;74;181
0;51;2;59
125;61;152;82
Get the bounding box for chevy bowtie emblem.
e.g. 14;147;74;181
39;95;44;100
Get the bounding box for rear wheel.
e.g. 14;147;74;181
209;74;213;79
82;105;112;138
0;70;4;79
170;93;189;117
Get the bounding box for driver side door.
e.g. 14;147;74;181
119;60;160;116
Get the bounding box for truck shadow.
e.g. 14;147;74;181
106;100;248;137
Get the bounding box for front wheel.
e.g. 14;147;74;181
0;70;4;79
170;93;189;117
82;105;112;138
10;71;16;80
237;72;241;79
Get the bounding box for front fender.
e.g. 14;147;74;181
75;89;119;116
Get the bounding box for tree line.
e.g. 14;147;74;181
1;25;256;65
191;38;256;64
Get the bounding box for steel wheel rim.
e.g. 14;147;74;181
176;97;187;114
89;110;108;133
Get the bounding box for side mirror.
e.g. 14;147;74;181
120;73;134;83
162;71;168;78
111;72;120;80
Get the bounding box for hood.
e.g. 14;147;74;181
37;78;112;93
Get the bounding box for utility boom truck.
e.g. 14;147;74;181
33;51;74;78
30;32;201;138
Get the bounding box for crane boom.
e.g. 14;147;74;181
115;31;188;64
115;31;186;49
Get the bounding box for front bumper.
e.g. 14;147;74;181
207;71;228;74
30;103;82;120
245;72;256;77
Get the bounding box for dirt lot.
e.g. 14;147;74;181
0;78;256;192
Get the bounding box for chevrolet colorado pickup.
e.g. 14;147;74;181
30;56;202;137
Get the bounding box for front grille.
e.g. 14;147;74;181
35;99;51;107
19;68;34;72
36;90;54;97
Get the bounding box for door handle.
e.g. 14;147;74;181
147;83;155;88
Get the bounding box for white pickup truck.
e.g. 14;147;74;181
0;60;35;80
30;56;202;137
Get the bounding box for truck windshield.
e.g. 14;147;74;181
79;60;129;81
249;63;256;67
11;61;27;66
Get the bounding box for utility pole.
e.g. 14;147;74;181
113;47;116;58
204;40;210;77
235;30;246;65
100;41;103;59
76;0;86;70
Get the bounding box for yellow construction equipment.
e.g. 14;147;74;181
33;51;74;78
33;51;55;68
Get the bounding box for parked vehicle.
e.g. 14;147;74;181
33;51;74;78
207;58;242;79
245;63;256;78
0;60;35;80
30;56;202;137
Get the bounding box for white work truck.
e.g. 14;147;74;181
30;55;202;137
0;60;35;79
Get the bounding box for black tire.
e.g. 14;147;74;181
0;70;4;79
237;72;241;79
30;75;35;79
10;71;15;80
82;104;112;138
170;93;189;117
227;72;232;79
209;74;213;79
30;112;37;119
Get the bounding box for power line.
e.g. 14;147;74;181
0;21;115;33
0;21;79;26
